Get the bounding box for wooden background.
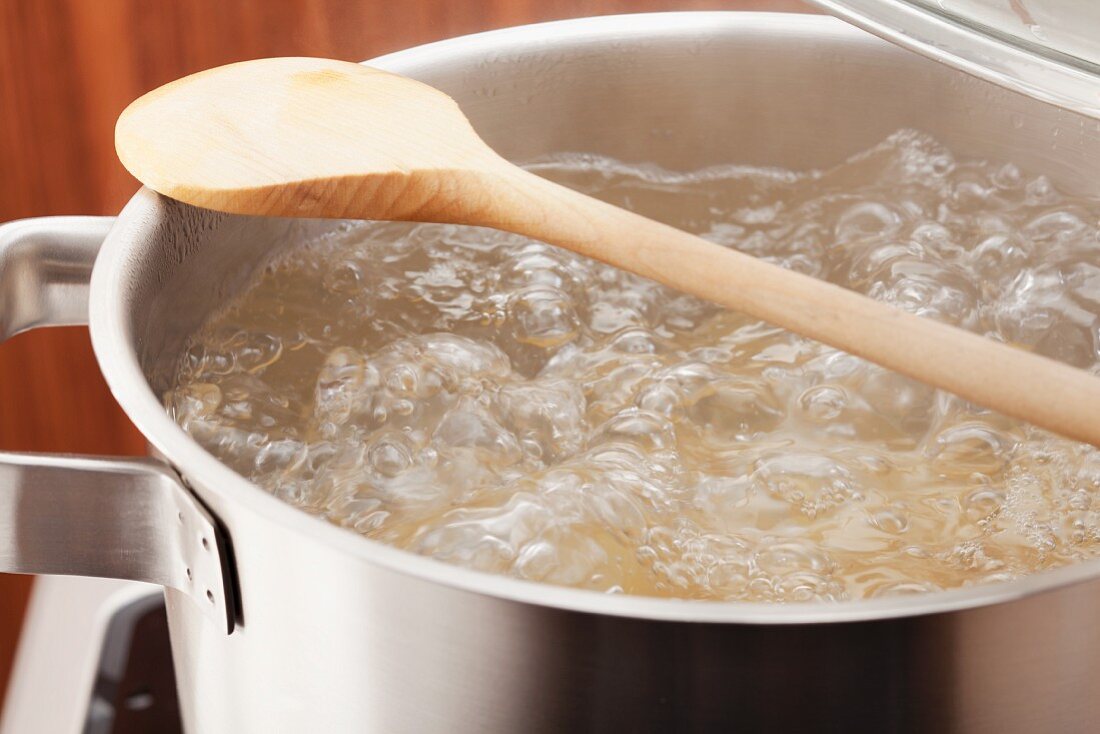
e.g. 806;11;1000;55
0;0;810;713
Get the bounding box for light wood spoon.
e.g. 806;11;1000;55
116;57;1100;447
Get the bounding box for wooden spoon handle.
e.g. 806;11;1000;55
477;165;1100;445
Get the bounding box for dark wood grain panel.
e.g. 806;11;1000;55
0;0;813;714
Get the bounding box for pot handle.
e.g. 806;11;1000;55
0;217;235;634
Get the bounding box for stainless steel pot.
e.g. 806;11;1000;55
4;12;1100;733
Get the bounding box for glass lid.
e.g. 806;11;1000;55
810;0;1100;118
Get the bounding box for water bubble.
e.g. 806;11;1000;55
594;409;677;452
687;380;784;439
171;383;222;422
1023;210;1088;244
314;347;368;425
835;202;901;243
927;421;1017;475
991;162;1023;189
322;259;365;294
1025;175;1060;205
434;398;522;465
507;286;580;348
369;433;415;477
754;453;862;517
799;384;848;423
494;379;586;462
865;259;977;326
869;506;910;534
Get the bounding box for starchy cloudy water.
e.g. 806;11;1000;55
166;130;1100;602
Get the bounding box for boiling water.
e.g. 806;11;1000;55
166;130;1100;602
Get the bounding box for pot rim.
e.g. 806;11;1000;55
89;10;1100;625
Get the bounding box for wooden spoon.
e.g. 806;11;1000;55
116;57;1100;447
